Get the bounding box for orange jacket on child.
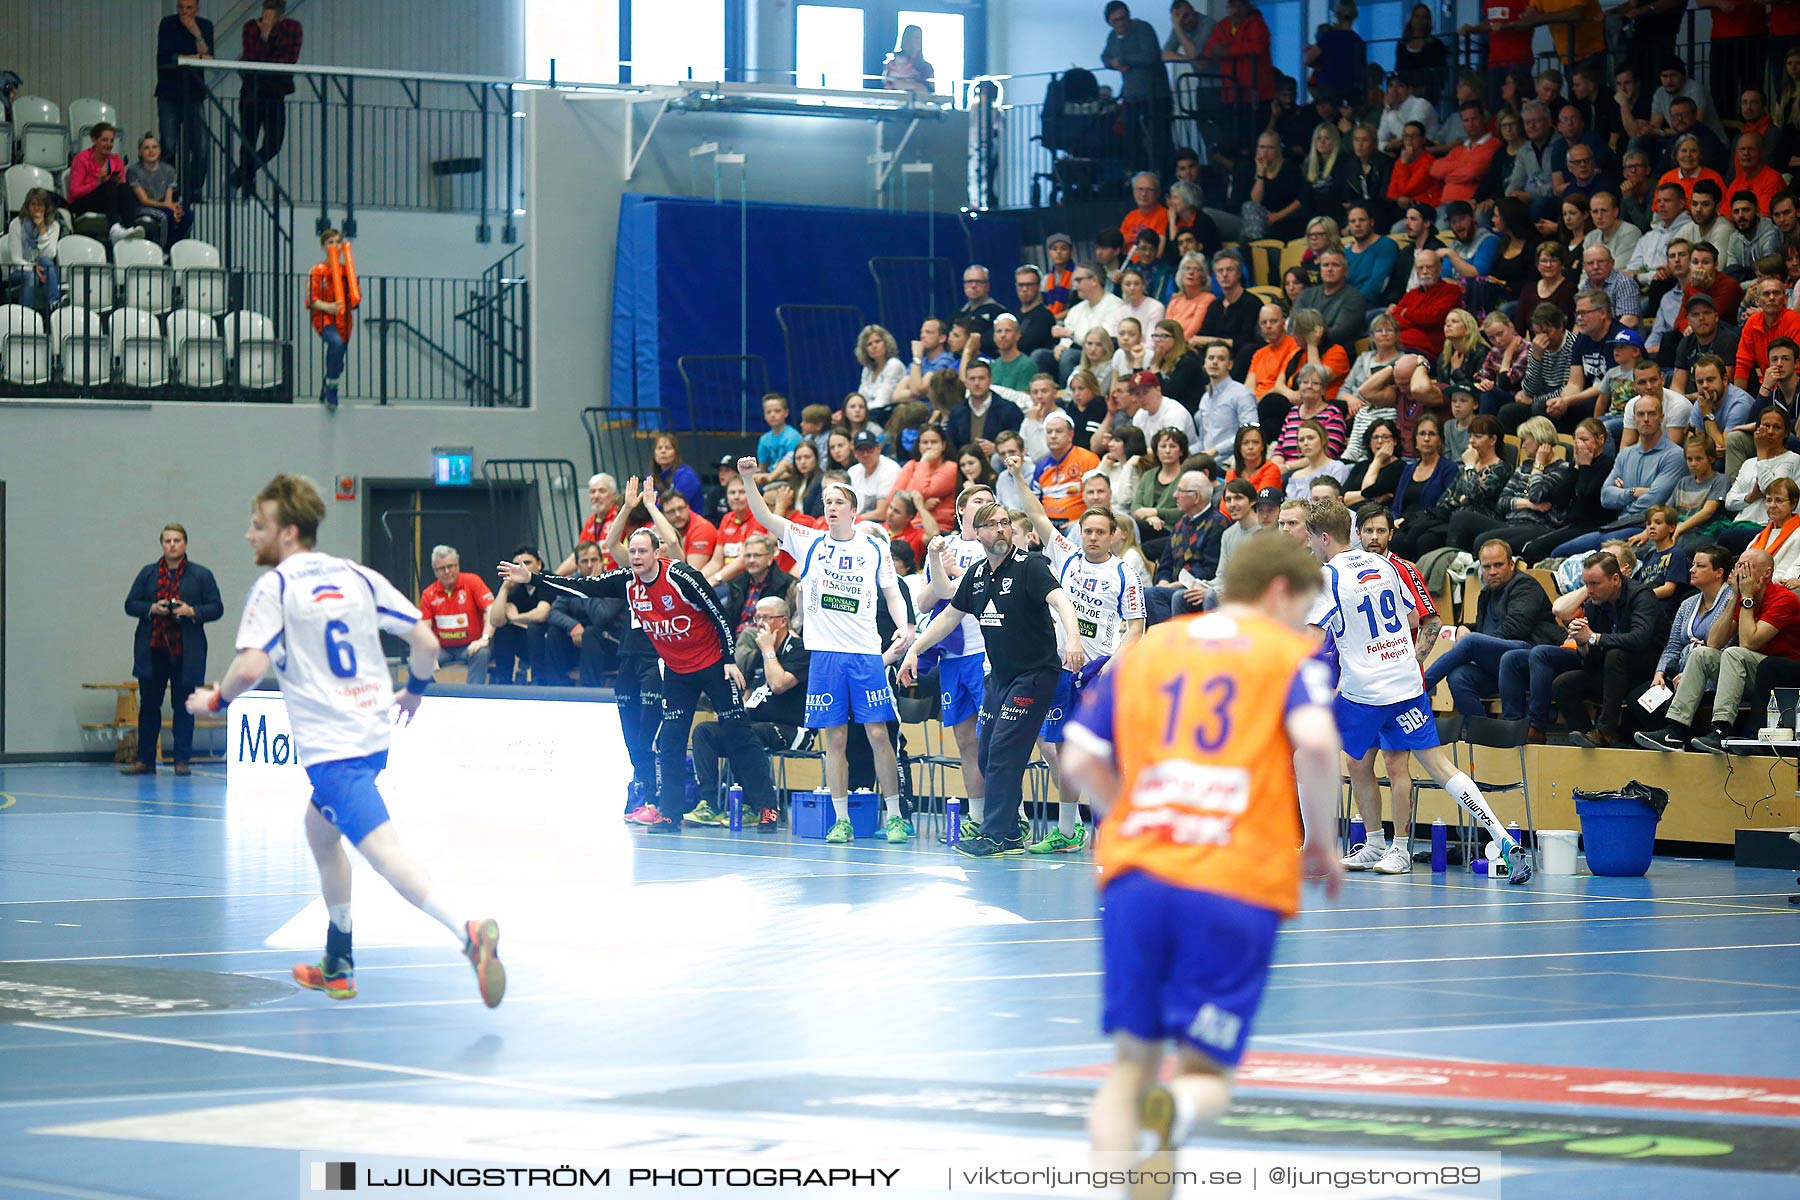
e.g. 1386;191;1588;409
307;241;361;339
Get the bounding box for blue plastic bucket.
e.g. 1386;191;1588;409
1575;798;1658;877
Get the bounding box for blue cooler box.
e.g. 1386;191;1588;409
791;790;880;839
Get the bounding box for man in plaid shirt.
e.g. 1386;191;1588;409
236;0;303;196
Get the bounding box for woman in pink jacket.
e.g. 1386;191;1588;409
68;123;146;243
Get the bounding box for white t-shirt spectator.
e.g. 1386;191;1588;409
848;455;902;513
860;359;906;413
1131;396;1198;444
1623;390;1693;436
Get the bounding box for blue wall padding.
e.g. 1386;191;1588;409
610;193;1018;430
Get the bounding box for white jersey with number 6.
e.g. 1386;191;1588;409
1044;530;1144;658
1308;548;1421;706
235;551;423;765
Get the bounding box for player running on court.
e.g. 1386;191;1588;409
1062;531;1343;1180
737;458;915;843
1007;452;1144;854
920;483;994;839
1304;499;1533;883
186;474;504;1006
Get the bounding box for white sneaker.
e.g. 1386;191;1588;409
109;222;145;243
1342;841;1387;869
1372;844;1414;874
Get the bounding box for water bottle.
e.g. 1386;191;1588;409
728;784;744;832
1349;816;1366;848
1769;694;1781;733
946;797;964;846
1430;819;1448;872
1505;822;1522;851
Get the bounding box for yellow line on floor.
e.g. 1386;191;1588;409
0;790;223;811
0;793;15;812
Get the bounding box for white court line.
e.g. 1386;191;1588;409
1580;969;1800;992
1272;940;1800;971
1;811;221;823
10;1021;618;1101
1264;1006;1800;1040
0;1175;154;1200
1250;1037;1491;1064
10;1021;1110;1092
0;891;317;906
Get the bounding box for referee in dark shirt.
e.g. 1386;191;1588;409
901;501;1085;857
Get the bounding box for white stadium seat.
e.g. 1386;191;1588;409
13;96;69;172
168;308;224;387
4;164;55;218
112;306;167;387
66;99;119;146
51;305;110;386
0;303;50;385
56;234;114;312
114;239;173;314
225;310;285;389
170;238;228;316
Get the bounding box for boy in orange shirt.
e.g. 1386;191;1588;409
1062;531;1344;1164
307;229;359;409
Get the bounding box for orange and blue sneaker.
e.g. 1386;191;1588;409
292;956;356;1000
464;918;506;1008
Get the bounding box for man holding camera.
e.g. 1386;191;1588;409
123;523;223;775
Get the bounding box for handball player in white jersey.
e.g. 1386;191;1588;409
187;474;506;1002
1303;499;1532;884
921;482;996;836
1006;452;1144;854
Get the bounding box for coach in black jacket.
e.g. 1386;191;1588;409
123;524;224;774
1423;538;1560;717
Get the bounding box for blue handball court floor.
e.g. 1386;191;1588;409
1;761;1798;1199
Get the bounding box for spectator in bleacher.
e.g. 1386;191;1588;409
1010;270;1058;374
1675;244;1743;350
1673;182;1751;274
1552;394;1687;560
1335;206;1390;301
954;265;1009;358
1661;133;1727;209
1726;133;1783;217
127;133;191;248
69;125;147;245
702;476;767;586
1164;253;1214;346
1387;121;1440;212
1165;181;1220;257
971;316;1027;404
848;429;903;515
1505;548;1655;747
1584;244;1643;330
752;395;801;480
1019;374;1062;460
1425;535;1561;718
1737;281;1800;390
1118;268;1165;335
722;534;792;636
1118;172;1168;254
1732;194;1783;271
1281;412;1351;499
234;0;302;197
5;189;60;312
1583;190;1642;269
1391;413;1510;557
122;522;223;776
836;390;884;448
1392;249;1464;359
888;424;958;527
1111;317;1152;385
1032;411;1102;523
1305;2;1366;98
1639;544;1800;752
1241;130;1306;241
881;24;934;94
1337;128;1395;233
1194;342;1259;460
1102;2;1173;174
1064;368;1110;447
647;433;704;515
1053;262;1128;381
1616;148;1657;232
1143;469;1223;621
825;430;856;478
1245;302;1299;416
1627;182;1689;287
1721;407;1800;545
1296;248;1368;352
1302;123;1347;219
1550;105;1614;198
662;489;716;568
419;543;495;681
1200;0;1275;111
0;71;19;123
155;0;214;200
1145;317;1201;413
1558;194;1594;267
1686;354;1754;471
855;325;905;418
779;441;825;518
1431;102;1501;207
1280;266;1309;312
306;229;357;408
1343;418;1405;504
1376;73;1436;155
1131;426;1191;539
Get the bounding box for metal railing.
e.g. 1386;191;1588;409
675;356;768;436
582;404;692;480
480;458;583;564
869;256;956;352
775;303;866;414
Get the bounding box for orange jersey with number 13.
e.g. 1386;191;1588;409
1092;612;1326;918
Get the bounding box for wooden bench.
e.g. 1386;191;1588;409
82;681;226;763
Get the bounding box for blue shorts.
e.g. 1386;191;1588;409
1100;871;1280;1067
1040;657;1109;744
804;650;897;727
1334;692;1438;760
939;652;986;726
305;751;392;845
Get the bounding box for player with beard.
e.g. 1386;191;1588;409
921;483;995;838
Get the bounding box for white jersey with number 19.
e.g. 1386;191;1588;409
235;551;423;765
1308;548;1421;706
